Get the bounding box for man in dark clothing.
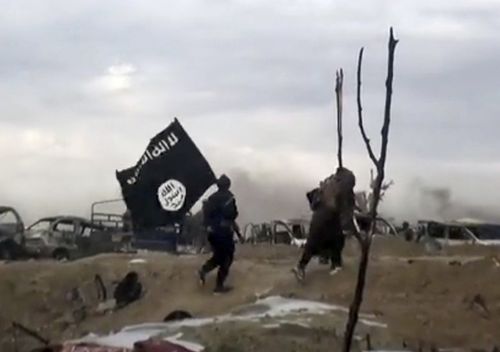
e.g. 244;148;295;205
297;207;344;272
398;221;415;242
198;174;239;294
293;167;355;282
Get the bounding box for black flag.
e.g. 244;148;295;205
116;119;216;229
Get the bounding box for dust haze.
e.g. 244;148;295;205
214;170;500;227
227;168;312;225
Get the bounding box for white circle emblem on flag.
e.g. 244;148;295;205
157;179;187;212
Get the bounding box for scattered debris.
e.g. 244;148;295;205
72;306;87;323
66;287;86;305
134;337;198;352
468;294;490;319
386;256;485;265
59;344;130;351
163;311;193;322
114;271;143;309
74;330;203;352
73;295;385;352
254;287;273;300
129;259;148;265
96;299;117;314
95;274;108;302
64;286;88;324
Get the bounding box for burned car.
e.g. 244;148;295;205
271;219;308;247
243;213;397;248
353;212;398;237
417;220;500;246
243;219;309;247
0;206;26;260
24;216;132;260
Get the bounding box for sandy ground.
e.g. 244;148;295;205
1;237;500;351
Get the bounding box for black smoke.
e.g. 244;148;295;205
415;179;500;223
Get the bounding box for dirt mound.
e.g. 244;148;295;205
1;239;500;351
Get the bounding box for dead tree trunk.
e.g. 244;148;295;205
335;69;344;168
342;27;399;352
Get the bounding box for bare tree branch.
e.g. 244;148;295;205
351;214;363;244
368;169;394;204
369;27;398;222
335;68;344;169
356;48;378;166
343;27;398;352
379;27;399;172
382;179;395;191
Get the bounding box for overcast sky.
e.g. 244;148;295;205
1;0;500;225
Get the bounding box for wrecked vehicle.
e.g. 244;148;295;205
271;219;308;247
243;222;272;244
243;214;397;248
24;216;132;260
243;219;309;247
92;198;180;253
352;212;398;237
132;223;180;252
417;220;500;246
0;206;26;259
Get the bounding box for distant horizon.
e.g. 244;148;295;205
5;180;500;228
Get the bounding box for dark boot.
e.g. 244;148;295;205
197;268;206;286
214;252;233;291
213;285;233;295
